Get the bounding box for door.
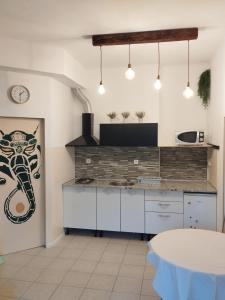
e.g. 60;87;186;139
184;193;217;230
121;189;144;233
63;186;97;230
0;117;45;254
97;188;120;231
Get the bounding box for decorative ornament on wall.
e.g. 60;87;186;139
9;85;30;104
198;69;210;108
0;126;41;224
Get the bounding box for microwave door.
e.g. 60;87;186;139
178;131;197;143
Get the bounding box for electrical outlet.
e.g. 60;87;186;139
86;158;91;164
134;160;139;165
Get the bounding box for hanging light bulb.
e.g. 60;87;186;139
125;44;135;80
183;40;194;98
98;46;106;95
154;43;162;90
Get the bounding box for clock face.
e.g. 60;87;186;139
10;85;30;104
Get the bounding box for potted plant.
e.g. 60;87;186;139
135;111;145;123
198;69;210;108
121;112;130;122
107;112;117;122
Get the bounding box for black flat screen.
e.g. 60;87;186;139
100;123;158;146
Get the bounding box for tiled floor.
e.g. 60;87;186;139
0;232;160;300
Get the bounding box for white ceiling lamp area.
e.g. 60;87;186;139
93;28;197;96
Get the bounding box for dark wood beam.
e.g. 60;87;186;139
92;28;198;46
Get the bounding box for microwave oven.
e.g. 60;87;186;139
176;131;204;145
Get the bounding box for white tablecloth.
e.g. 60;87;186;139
147;229;225;300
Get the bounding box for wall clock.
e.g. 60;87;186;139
9;85;30;104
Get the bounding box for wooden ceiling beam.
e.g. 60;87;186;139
92;28;198;46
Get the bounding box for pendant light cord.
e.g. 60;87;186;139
128;44;131;66
100;45;103;83
188;40;190;85
157;42;160;78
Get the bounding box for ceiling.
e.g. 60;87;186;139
0;0;225;67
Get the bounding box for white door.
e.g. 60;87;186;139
0;117;45;254
184;193;217;230
63;186;97;230
121;189;144;233
97;188;120;231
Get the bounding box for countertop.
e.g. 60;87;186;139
63;179;217;194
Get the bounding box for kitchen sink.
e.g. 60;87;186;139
109;181;135;187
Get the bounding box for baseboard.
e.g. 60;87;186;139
45;232;64;248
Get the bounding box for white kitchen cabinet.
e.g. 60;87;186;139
121;189;144;233
145;212;183;234
97;188;121;231
63;186;97;230
184;193;217;231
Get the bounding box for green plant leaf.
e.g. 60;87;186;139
198;69;210;108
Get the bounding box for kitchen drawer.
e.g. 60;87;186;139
145;200;183;213
145;212;183;234
145;190;183;202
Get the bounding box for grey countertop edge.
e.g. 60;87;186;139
63;179;217;194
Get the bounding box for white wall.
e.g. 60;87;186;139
0;70;83;245
85;63;208;146
207;41;225;231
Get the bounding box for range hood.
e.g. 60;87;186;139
66;113;99;147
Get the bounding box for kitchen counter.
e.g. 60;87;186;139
63;179;217;194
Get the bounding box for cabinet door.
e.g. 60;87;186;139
184;194;216;231
121;189;144;233
97;188;120;231
63;187;97;230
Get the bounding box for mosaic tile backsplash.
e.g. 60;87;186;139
75;147;208;181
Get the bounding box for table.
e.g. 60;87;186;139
147;229;225;300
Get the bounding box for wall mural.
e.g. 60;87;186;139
0;126;41;224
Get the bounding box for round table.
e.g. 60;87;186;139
147;229;225;300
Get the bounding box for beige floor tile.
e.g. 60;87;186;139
80;250;103;262
68;240;90;250
123;254;146;266
141;280;158;297
0;296;18;300
105;244;127;254
87;243;108;251
12;267;43;282
4;254;33;267
49;285;83;300
140;296;160;300
0;265;20;279
62;271;91;288
87;274;116;291
110;292;140;300
39;247;64;258
107;239;129;246
59;248;83;259
119;264;144;279
126;245;148;255
113;277;142;294
56;238;73;248
80;288;111;300
21;282;57;300
36;269;67;284
26;256;53;269
71;259;97;273
48;258;74;271
101;252;124;264
94;262;120;276
143;266;155;280
0;278;31;298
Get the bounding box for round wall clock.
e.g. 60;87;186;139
9;85;30;104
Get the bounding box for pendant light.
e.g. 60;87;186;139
154;42;162;90
183;40;194;98
98;46;106;95
125;44;135;80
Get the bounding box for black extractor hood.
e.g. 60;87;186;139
66;113;99;147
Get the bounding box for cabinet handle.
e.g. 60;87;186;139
187;202;191;204
158;214;171;218
158;203;170;207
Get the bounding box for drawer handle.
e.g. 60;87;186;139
158;203;171;207
158;214;171;218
